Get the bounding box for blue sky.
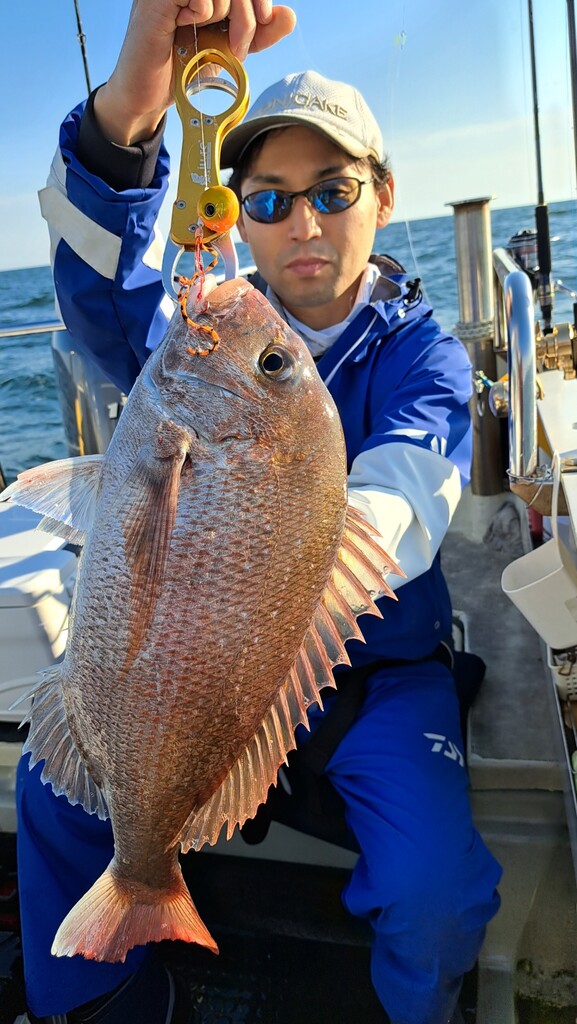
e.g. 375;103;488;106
0;0;574;270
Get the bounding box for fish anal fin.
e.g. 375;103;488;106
345;509;402;578
332;503;402;614
0;455;104;536
178;504;398;852
52;863;218;962
22;666;108;819
177;637;335;854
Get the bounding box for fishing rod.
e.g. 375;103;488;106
72;0;92;96
527;0;554;331
565;0;577;331
568;0;577;193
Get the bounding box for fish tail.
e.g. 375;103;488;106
51;864;218;962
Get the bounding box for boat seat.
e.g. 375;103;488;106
0;503;76;719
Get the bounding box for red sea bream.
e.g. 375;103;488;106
1;278;399;962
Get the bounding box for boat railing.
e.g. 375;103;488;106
0;317;125;458
0;319;66;339
492;245;524;354
492;253;539;484
448;196;545;494
0;262;260;343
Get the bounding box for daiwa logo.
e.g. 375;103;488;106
424;733;464;768
256;93;348;120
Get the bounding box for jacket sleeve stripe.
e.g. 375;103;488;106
38;183;167;284
348;441;462;588
39;182;122;281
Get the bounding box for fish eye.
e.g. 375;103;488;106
258;345;296;381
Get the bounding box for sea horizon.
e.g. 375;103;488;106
1;197;576;482
2;196;575;276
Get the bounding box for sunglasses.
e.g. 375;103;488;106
240;176;374;224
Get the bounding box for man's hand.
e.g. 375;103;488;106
93;0;296;147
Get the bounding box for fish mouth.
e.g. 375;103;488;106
171;369;246;402
144;363;252;444
147;360;248;406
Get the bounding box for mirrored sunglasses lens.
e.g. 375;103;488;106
312;180;359;214
245;191;290;223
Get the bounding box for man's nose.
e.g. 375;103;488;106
286;196;322;240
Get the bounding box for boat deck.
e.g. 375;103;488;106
445;491;577;1022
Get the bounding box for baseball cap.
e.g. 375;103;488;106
220;70;384;168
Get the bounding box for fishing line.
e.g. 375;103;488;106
291;16;323;74
386;2;430;303
192;18;209;193
176;19;221;349
191;18;214;299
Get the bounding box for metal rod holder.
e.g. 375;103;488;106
447;197;494;325
449;197;503;495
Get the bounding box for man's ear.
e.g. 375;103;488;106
376;175;395;229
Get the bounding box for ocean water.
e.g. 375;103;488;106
0;200;575;483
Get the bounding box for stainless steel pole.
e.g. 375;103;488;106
505;271;538;481
448;197;494;326
448;197;504;495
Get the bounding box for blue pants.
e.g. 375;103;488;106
324;663;501;1024
17;661;501;1023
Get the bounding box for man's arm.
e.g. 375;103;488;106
39;0;296;394
40;102;172;395
94;0;296;146
347;322;473;590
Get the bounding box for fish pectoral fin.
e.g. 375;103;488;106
36;515;87;547
0;455;104;544
179;505;399;853
122;446;185;585
21;666;108;820
119;443;186;655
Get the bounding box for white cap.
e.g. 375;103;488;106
221;70;384;168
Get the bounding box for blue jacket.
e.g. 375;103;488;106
39;100;473;667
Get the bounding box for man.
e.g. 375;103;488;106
20;2;502;1022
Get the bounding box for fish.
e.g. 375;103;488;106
1;278;400;963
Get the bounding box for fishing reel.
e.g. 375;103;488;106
506;228;577;380
535;320;577;381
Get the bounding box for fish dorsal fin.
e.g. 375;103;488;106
1;455;104;544
20;666;108;820
179;505;401;852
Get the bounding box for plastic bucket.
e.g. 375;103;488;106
502;453;577;650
